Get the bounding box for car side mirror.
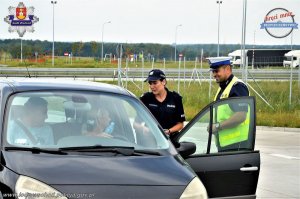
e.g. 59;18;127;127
177;141;196;158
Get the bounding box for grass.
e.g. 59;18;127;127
1;56;293;70
104;79;300;128
1;57;300;128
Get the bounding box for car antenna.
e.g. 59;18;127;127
24;61;31;78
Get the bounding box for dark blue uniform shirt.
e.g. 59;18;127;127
140;88;185;130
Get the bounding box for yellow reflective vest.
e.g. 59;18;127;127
214;76;250;147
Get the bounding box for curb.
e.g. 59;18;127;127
256;126;300;133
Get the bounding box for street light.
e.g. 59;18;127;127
241;0;247;81
101;21;111;63
51;1;57;67
217;1;222;57
175;24;182;63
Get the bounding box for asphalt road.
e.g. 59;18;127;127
255;127;300;198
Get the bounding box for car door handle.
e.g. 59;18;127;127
240;166;258;172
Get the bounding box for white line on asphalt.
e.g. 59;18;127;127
270;153;300;160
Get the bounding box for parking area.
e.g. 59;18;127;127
255;127;300;198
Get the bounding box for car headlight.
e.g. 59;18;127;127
180;177;208;199
15;175;67;199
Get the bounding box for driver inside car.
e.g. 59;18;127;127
7;97;54;146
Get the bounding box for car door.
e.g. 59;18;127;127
176;96;260;198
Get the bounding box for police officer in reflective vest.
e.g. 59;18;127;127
140;69;186;141
207;57;250;151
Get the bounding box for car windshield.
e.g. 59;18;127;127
4;91;169;150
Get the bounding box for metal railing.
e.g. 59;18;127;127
0;67;299;81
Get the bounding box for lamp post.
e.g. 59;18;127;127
101;21;111;63
217;1;222;57
174;24;182;63
51;1;57;67
21;38;23;63
241;0;247;81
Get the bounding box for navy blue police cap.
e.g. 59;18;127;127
207;57;232;71
144;69;166;82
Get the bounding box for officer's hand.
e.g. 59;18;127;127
207;124;217;134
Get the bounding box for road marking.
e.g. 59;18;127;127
270;153;300;160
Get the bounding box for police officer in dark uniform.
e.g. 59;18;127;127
140;69;186;139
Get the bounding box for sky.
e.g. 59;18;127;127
1;0;299;46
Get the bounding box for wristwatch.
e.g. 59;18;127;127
215;122;221;131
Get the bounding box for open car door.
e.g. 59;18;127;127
176;96;260;198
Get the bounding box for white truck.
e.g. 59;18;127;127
228;49;291;67
283;50;300;68
228;50;242;66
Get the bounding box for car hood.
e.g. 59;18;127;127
2;151;194;185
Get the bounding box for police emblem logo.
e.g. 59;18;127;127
4;2;39;37
16;7;26;20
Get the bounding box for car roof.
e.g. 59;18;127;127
0;78;132;96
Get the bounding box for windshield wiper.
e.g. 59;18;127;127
59;145;161;156
133;149;162;156
59;145;136;156
5;146;67;155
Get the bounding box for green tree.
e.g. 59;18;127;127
90;41;99;58
71;42;79;57
9;44;21;59
23;45;33;59
77;41;84;57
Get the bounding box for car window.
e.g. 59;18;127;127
4;91;169;150
179;97;255;154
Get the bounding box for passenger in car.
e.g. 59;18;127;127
7;97;54;145
82;107;114;138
